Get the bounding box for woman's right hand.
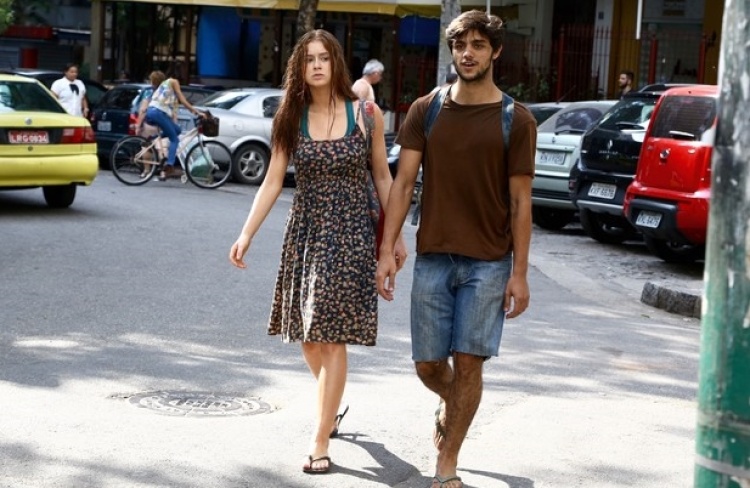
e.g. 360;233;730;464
229;234;251;269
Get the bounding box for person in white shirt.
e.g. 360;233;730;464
50;63;88;117
352;59;384;102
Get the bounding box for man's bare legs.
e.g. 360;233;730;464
301;342;347;471
416;352;484;487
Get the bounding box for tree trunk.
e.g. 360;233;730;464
296;0;319;39
437;0;460;88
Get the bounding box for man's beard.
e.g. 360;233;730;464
456;63;492;83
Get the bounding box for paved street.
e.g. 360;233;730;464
1;172;700;488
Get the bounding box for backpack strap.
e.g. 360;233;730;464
410;89;516;226
424;85;450;138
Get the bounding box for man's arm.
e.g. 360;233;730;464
504;174;532;318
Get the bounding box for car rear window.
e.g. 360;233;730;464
102;87;140;110
263;96;281;118
597;97;657;130
202;91;252;109
649;95;717;142
538;106;606;134
0;81;66;113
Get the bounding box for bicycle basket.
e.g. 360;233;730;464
201;112;220;137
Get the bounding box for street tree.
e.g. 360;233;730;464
296;0;319;39
0;0;13;34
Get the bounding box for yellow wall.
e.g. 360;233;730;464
702;0;723;84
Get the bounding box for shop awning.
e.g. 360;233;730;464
111;0;496;17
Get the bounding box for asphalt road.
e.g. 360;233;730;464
1;172;701;488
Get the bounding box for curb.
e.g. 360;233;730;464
640;281;702;318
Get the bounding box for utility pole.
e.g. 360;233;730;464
436;0;460;88
694;0;750;486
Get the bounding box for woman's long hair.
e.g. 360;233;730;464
272;30;356;155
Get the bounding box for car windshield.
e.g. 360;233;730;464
201;91;252;109
597;97;656;131
0;81;66;113
538;106;606;134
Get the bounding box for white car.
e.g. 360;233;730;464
532;100;617;230
199;88;285;185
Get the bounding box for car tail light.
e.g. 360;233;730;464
699;148;713;187
128;114;138;135
61;127;96;143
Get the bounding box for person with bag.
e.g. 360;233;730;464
376;10;536;488
228;29;406;475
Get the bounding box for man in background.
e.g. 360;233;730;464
352;59;384;102
618;70;634;98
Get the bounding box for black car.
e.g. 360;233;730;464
90;83;216;167
0;68;109;107
569;89;666;244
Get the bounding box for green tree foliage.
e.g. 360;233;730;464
0;0;14;34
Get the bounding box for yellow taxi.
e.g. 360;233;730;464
0;74;98;208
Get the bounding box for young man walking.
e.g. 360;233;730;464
376;10;536;488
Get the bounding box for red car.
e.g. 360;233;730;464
624;84;718;263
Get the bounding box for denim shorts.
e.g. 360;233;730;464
410;253;512;362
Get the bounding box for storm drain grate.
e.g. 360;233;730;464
124;392;274;417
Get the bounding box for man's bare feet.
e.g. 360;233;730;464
431;474;463;487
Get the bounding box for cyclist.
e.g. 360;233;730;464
134;70;166;178
144;73;205;181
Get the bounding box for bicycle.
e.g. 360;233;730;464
109;111;233;189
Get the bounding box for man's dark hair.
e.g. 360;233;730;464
621;70;635;82
446;10;505;52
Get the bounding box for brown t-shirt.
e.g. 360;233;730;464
396;90;536;260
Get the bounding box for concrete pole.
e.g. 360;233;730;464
694;0;750;486
436;0;460;89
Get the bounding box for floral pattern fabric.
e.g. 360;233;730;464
268;118;378;345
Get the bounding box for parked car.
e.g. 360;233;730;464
532;100;617;230
527;101;570;126
0;67;108;107
568;88;668;244
198;88;287;185
624;84;718;263
0;74;98;208
89;83;215;167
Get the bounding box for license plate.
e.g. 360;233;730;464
539;151;566;165
636;210;662;228
8;130;49;144
588;182;617;199
97;121;111;132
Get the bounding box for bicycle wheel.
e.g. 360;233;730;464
110;136;159;186
184;139;233;189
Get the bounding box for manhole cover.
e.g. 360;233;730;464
126;392;274;417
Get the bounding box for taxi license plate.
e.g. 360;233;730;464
636;210;662;228
588;182;616;199
97;121;112;132
8;130;49;144
539;151;566;165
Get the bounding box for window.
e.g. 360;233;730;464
262;96;281;118
650;96;717;141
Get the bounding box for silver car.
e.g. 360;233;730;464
199;88;285;185
532;100;617;230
